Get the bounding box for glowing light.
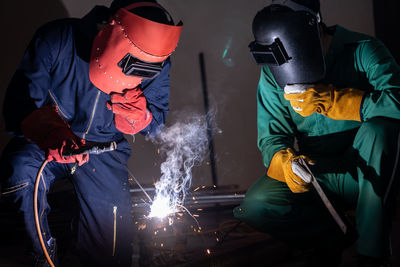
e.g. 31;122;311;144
221;36;234;67
206;249;211;255
148;196;176;218
149;115;210;219
222;37;232;59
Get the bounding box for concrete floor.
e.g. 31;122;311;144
1;186;400;267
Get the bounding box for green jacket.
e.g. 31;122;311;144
257;25;400;169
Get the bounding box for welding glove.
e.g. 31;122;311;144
107;88;152;135
21;105;89;165
267;148;315;193
284;84;365;121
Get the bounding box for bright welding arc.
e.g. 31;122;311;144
149;115;210;218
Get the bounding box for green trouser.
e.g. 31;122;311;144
234;117;400;258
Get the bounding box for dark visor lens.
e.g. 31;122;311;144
118;53;164;79
249;38;291;66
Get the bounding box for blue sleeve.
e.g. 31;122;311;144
3;25;58;136
140;58;171;137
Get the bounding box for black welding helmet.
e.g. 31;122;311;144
249;0;325;88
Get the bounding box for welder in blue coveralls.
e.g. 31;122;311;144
0;0;182;266
234;0;400;266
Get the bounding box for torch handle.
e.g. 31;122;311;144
62;141;117;157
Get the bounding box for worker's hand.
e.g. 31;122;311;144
284;84;365;121
267;148;315;193
107;88;152;135
21;105;89;165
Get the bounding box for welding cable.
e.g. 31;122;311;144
32;141;151;267
34;159;55;267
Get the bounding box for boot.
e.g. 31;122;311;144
306;227;358;267
358;254;391;267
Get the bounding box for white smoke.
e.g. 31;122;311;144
148;115;210;218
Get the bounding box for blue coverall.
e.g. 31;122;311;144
0;6;171;266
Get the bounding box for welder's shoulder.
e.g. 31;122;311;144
31;18;87;53
337;25;384;55
335;25;389;63
342;28;393;66
337;25;374;44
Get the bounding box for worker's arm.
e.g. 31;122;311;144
359;38;400;121
257;66;296;172
3;24;58;136
283;39;400;122
258;66;316;192
3;22;88;165
138;58;172;137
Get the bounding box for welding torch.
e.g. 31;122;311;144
34;141;118;267
62;141;118;157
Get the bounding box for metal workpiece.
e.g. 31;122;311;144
130;186;245;210
129;185;264;267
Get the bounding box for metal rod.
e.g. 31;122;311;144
131;194;245;207
199;52;218;186
112;151;153;203
299;157;347;234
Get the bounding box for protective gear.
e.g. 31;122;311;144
249;0;325;88
2;5;172;265
21;105;89;165
249;24;400;259
267;148;314;193
118;53;164;78
107;88;152;134
284;84;365;121
89;2;183;94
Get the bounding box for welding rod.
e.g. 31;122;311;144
298;157;347;234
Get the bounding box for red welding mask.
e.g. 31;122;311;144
89;2;183;94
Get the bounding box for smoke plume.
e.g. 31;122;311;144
148;114;210;218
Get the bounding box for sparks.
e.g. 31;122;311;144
148;116;210;219
148;196;176;218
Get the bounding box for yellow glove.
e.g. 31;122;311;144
267;148;315;193
283;84;365;121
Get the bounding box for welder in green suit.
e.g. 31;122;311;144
234;1;400;266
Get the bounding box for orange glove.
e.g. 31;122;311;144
107;88;152;134
267;148;315;193
284;84;365;121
